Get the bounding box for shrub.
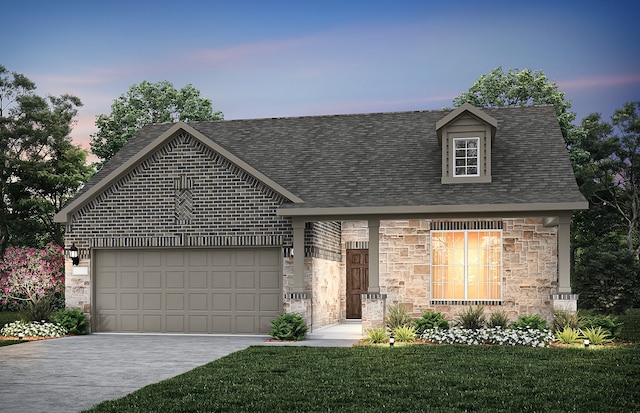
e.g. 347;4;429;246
50;308;89;335
555;327;582;344
574;245;640;314
414;310;449;334
421;327;554;347
553;309;581;332
487;310;510;328
392;325;416;342
580;313;622;337
456;306;486;329
0;320;67;338
269;313;307;341
617;308;640;342
385;304;413;330
364;327;389;344
581;326;614;345
510;314;548;330
0;243;64;321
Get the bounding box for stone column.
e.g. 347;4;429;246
361;293;387;332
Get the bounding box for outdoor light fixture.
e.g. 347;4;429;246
69;243;79;266
584;339;590;348
389;333;395;347
18;333;24;340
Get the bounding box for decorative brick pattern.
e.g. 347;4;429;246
67;133;294;252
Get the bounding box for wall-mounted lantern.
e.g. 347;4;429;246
69;243;79;266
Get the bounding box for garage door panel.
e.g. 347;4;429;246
212;271;231;288
98;272;117;289
236;272;255;288
142;251;163;267
143;315;162;332
189;315;208;332
121;294;139;310
143;293;162;310
166;271;184;288
189;293;208;310
97;293;117;310
260;270;279;289
189;271;208;288
212;294;231;311
166;315;185;332
95;248;281;334
120;315;139;331
121;272;139;288
236;316;256;333
236;294;256;311
260;293;280;311
166;293;184;310
143;271;162;288
120;252;140;267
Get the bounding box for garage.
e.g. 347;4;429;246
94;248;282;334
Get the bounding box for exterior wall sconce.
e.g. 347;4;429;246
69;243;79;266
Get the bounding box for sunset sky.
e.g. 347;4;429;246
4;0;639;156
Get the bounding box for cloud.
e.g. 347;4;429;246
558;73;640;90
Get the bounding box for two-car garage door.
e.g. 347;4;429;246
94;248;281;334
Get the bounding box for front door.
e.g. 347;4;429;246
346;249;369;319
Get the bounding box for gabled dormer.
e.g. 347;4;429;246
436;103;497;184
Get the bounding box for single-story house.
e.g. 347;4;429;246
55;103;587;334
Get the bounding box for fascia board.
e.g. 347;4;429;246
276;201;589;219
436;102;498;130
54;122;303;223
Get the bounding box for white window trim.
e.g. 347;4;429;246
452;137;480;177
430;229;503;303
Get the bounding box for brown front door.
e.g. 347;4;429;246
346;249;369;319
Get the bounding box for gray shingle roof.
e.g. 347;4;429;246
74;105;586;216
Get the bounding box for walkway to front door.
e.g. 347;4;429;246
346;249;369;319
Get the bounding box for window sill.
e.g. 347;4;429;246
431;300;502;306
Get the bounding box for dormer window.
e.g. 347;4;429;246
453;137;480;177
436;103;497;184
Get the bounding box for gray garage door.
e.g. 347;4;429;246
94;248;281;334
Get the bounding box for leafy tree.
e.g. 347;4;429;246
90;80;223;166
573;104;640;258
453;67;576;143
0;65;93;252
574;244;640;314
0;243;64;320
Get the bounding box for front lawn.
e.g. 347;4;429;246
84;344;639;412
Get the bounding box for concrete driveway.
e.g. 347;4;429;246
0;324;361;413
0;334;267;413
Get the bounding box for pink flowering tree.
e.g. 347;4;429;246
0;243;64;320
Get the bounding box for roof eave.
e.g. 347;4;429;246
276;201;589;220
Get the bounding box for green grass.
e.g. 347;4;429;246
84;344;640;413
0;340;23;347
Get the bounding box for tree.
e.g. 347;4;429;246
453;67;576;143
573;103;640;258
0;65;92;252
90;80;224;166
0;243;64;320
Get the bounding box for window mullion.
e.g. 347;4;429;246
463;231;468;300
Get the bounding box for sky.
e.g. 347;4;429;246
4;0;640;159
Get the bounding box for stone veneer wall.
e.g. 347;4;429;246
348;218;559;324
64;133;294;314
283;221;342;330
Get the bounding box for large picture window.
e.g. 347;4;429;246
431;230;501;302
453;137;480;177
